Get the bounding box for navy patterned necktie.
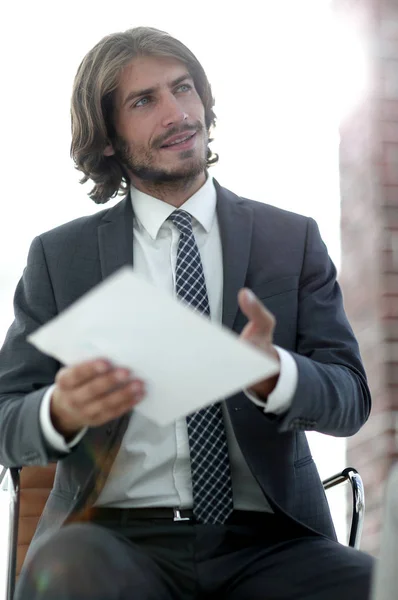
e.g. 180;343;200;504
169;209;234;524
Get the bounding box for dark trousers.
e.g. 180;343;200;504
16;512;374;600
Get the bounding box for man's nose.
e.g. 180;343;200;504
160;94;188;128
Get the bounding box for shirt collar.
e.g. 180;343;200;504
130;176;217;240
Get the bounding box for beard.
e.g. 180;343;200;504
113;121;208;188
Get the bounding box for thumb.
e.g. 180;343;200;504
238;288;276;337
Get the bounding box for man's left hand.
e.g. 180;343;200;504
238;288;281;399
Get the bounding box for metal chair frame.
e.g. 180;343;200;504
0;465;365;600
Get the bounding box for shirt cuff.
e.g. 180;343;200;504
245;346;298;415
40;384;87;451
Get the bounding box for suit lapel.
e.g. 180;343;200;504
215;181;253;330
78;194;135;509
98;194;135;279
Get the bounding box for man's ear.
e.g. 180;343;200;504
103;143;115;156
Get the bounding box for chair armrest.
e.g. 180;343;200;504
1;467;21;600
323;467;365;549
0;466;8;488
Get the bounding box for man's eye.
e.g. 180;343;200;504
177;84;192;93
134;97;150;108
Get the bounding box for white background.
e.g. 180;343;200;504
0;0;368;595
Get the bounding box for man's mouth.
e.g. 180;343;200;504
160;131;197;148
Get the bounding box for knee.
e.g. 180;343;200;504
30;523;108;566
342;548;375;599
17;524;115;597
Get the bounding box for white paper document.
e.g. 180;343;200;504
28;267;279;426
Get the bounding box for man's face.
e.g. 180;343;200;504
108;55;208;185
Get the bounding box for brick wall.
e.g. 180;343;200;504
334;0;398;555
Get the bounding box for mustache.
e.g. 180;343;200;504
154;121;205;148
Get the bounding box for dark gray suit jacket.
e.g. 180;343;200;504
0;181;371;554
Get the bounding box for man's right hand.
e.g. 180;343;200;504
50;359;145;439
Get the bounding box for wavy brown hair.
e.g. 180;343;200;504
71;27;218;204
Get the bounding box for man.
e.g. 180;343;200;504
0;26;373;599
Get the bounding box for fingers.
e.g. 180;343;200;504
65;371;145;409
63;368;133;403
55;359;112;390
238;288;275;336
52;359;146;432
74;379;145;426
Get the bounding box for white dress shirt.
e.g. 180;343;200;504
40;176;298;512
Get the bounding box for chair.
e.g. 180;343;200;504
0;465;365;600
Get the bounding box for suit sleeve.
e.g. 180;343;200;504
0;236;68;467
276;217;371;436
